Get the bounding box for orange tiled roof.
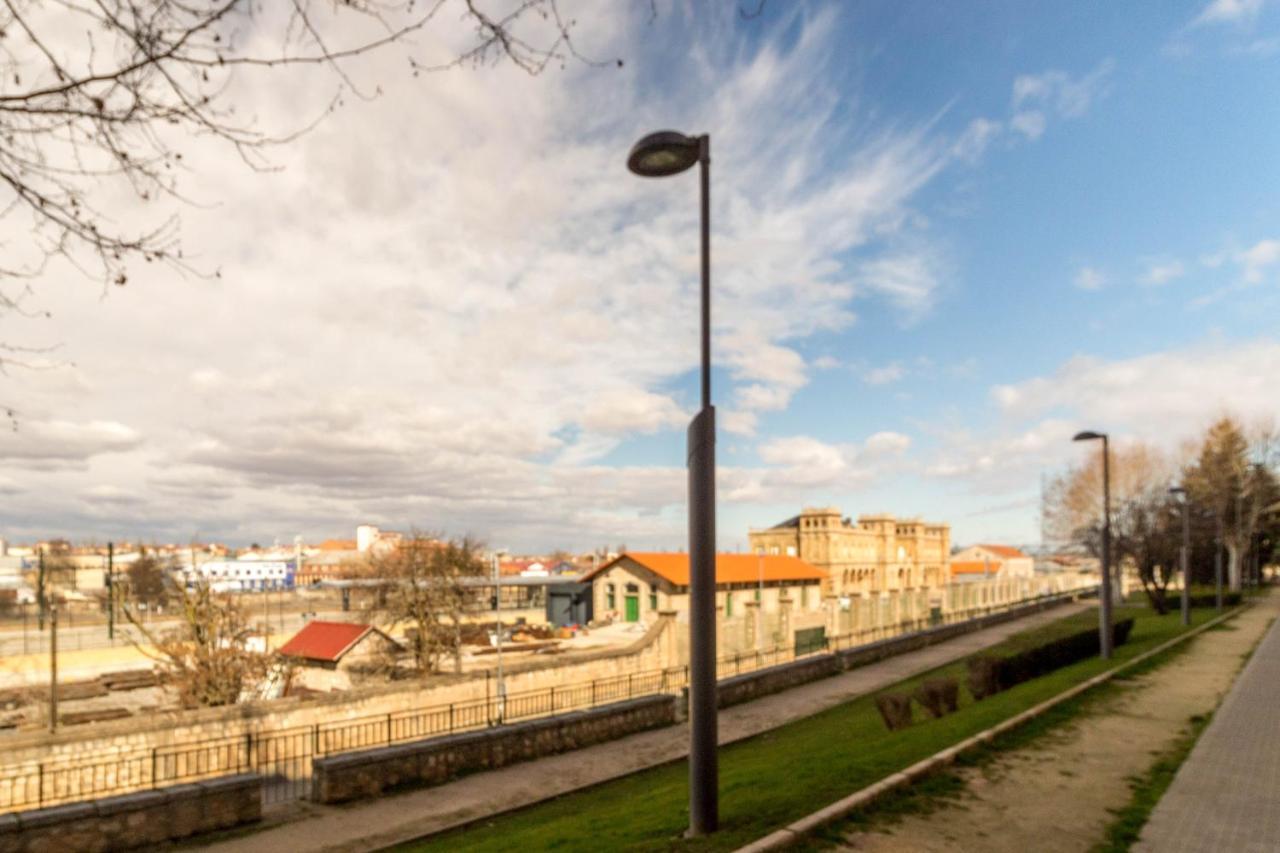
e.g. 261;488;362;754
319;539;358;551
976;544;1029;559
591;552;823;587
951;560;1001;576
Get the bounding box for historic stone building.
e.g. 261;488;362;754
748;506;951;598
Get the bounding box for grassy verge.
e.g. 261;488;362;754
394;605;1224;853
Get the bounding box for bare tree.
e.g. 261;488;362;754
126;550;171;606
1044;441;1179;612
124;577;269;707
368;532;483;675
0;0;617;398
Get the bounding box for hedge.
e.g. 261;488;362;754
968;618;1136;700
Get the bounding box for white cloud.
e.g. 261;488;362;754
953;118;1003;161
2;5;976;548
1010;111;1047;140
1;420;142;469
1238;238;1280;283
1074;266;1107;290
759;435;853;470
1012;61;1114;126
1141;259;1186;286
864;431;911;455
1193;0;1266;26
854;252;942;319
863;362;907;386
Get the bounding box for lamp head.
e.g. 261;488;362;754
627;130;701;177
1073;430;1106;443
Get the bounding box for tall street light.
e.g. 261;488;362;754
1169;486;1191;627
628;130;717;836
1073;431;1113;659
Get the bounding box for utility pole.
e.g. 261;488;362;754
37;548;46;631
49;606;58;733
107;541;115;641
492;554;505;723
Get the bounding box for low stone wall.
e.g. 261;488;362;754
313;695;675;804
717;655;839;708
0;773;260;853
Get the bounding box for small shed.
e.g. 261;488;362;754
277;621;400;671
545;581;593;628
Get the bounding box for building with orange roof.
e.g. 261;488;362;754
952;544;1034;579
748;506;951;599
581;552;825;634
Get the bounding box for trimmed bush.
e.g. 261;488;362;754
967;618;1136;700
1185;592;1241;609
874;692;914;731
915;678;960;719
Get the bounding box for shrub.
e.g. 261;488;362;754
967;656;1001;701
915;677;960;718
968;617;1136;700
1185;592;1241;609
874;692;914;731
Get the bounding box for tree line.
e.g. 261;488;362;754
1044;416;1279;614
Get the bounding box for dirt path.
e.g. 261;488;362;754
833;596;1278;853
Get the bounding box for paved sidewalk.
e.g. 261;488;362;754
1137;592;1280;853
194;601;1089;852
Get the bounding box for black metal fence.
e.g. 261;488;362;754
0;587;1088;813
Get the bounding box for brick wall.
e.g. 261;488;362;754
0;773;259;853
312;695;675;804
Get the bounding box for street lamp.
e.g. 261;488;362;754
628;129;717;836
1073;430;1113;659
1169;486;1191;627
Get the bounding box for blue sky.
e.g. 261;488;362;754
4;0;1279;552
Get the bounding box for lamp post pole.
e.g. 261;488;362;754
628;130;717;835
1171;487;1190;627
1074;431;1113;659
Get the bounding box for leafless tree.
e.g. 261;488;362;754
0;0;616;400
123;577;270;707
367;532;483;675
1044;441;1180;612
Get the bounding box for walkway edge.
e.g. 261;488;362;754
733;605;1248;853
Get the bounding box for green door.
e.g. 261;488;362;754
625;595;640;622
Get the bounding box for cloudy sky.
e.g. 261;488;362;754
3;0;1279;552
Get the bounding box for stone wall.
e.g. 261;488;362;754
0;773;259;853
0;615;677;774
312;696;675;804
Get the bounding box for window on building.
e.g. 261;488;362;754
649;586;658;610
607;583;616;610
726;592;733;618
770;546;779;555
754;586;761;602
802;585;810;608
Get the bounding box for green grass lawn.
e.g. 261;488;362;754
395;604;1224;853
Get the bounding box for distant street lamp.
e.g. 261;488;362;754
627;129;718;836
1073;430;1113;659
1169;486;1191;627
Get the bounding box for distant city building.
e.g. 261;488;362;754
748;507;951;598
186;559;295;591
951;544;1035;581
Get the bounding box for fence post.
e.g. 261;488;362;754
38;763;44;807
550;685;556;712
591;679;597;707
627;672;633;698
245;732;253;773
150;748;157;789
313;724;320;758
386;713;393;746
449;703;455;734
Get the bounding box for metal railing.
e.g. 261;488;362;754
0;587;1088;813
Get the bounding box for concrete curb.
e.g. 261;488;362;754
733;605;1247;853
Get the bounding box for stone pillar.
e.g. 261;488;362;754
779;597;793;649
744;600;761;651
658;610;679;667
